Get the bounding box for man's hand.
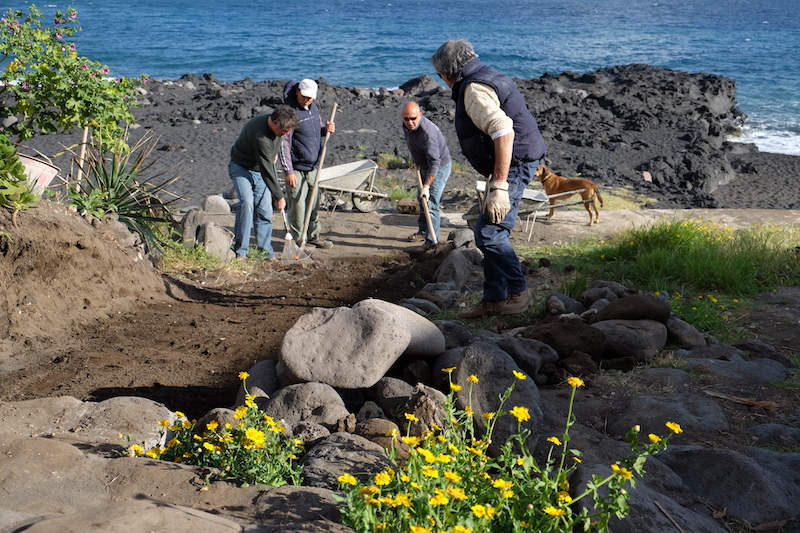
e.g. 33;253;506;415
275;197;286;211
421;185;430;200
285;173;298;188
325;121;335;134
484;180;510;223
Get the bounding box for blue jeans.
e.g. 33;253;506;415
474;160;539;302
229;161;275;258
417;161;452;246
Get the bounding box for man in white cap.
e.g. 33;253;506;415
279;78;336;248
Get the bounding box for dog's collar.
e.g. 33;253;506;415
541;175;552;183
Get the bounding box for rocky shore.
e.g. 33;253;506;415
16;64;800;212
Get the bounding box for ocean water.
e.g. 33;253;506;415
3;0;799;155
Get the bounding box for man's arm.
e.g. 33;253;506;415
278;132;297;188
463;82;514;182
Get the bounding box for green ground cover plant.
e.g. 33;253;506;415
517;218;799;339
338;371;680;533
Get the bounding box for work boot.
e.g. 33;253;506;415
308;236;334;249
407;232;426;242
457;300;505;319
502;290;532;315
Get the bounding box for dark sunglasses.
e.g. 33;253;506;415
402;116;419;122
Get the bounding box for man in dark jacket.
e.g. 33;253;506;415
431;39;546;318
229;105;299;259
279;78;336;249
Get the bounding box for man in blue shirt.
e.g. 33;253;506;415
401;101;452;249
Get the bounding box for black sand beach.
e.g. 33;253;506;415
14;65;800;213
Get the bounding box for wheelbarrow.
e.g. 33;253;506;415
463;180;592;241
317;159;387;213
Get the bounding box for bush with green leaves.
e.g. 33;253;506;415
338;370;681;533
1;4;147;148
127;373;305;487
0;132;39;224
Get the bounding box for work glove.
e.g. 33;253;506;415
484;180;510;224
421;185;430;200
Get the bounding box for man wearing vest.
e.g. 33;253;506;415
279;78;336;249
431;39;546;319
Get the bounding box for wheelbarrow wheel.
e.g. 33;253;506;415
352;184;384;213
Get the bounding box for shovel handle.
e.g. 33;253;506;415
300;103;338;248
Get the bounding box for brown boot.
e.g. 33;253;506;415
502;290;532;315
457;300;505;319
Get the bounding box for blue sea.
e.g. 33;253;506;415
4;0;799;155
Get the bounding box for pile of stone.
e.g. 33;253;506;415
2;239;799;533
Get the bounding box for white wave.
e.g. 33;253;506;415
738;126;800;156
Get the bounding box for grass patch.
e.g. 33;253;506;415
376;153;413;170
516;218;800;340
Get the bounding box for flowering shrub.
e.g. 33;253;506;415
0;132;39;222
0;5;147;147
126;373;305;487
338;371;681;533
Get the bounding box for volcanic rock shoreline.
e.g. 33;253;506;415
17;63;800;211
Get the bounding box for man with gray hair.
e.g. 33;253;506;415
431;38;546;318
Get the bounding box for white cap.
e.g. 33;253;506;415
298;78;318;99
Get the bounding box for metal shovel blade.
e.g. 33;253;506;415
281;211;313;264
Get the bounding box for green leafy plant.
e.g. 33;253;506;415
377;152;412;170
66;132;182;245
0;132;39;225
338;371;681;533
126;373;305;487
0;4;148;148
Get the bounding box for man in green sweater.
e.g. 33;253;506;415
229;105;299;259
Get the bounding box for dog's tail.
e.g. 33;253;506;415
595;189;604;207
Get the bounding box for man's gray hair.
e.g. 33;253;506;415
430;39;478;79
271;105;300;130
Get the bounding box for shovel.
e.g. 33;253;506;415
416;169;438;246
281;209;312;264
299;102;338;251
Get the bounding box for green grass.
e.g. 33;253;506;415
376;153;412;170
515;217;800;340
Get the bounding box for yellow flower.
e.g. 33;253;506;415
386;428;399;438
467;374;479;383
234;406;248;420
666;421;683;434
443;470;462;483
174;411;185;418
471;504;496;520
510;406;530;422
409;526;432;533
158;419;170;427
513;370;527;380
429;489;449;506
358;486;380;497
203;442;215;452
404;413;419;422
557;490;573;503
441;366;456;374
567;377;585;388
238;371;250;380
374;472;392;486
463;406;474;416
481;412;496;420
547;436;562;446
402;436;421;447
375;523;388;530
421;467;439;478
611;464;633;480
182;420;193;429
392;493;412;507
450;383;463;392
206;420;219;431
447;487;468;500
502;490;514;498
337;473;357;485
493;478;514;489
649;434;662;443
543;506;566;517
452;527;473;533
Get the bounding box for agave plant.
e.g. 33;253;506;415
67;132;183;246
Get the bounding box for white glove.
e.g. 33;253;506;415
421;185;430;200
484;181;510;224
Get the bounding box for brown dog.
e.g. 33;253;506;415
535;165;604;226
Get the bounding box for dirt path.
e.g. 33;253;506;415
1;201;798;421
